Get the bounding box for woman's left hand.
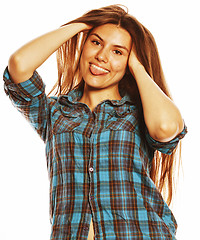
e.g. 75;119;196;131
128;46;143;76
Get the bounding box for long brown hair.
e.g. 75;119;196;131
49;5;181;205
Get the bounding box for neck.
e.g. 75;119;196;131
79;84;122;111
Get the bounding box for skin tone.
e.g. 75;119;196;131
79;24;132;110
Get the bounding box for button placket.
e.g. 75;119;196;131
88;166;94;200
87;111;100;236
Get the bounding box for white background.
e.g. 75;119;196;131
0;0;199;239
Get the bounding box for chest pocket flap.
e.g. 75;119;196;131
52;105;83;134
106;106;138;132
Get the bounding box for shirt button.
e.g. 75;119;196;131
83;226;89;231
89;167;94;172
90;196;94;200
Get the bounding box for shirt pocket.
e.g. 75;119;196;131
52;106;83;134
105;107;138;132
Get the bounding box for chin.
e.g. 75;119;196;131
84;81;106;90
82;75;106;89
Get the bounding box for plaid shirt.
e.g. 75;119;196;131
3;67;187;240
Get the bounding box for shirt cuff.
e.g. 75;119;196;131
145;124;188;155
3;67;45;101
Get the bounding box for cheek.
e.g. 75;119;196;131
112;59;127;74
81;41;95;60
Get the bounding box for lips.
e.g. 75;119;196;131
89;63;110;76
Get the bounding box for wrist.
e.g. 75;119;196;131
66;22;92;33
129;62;145;77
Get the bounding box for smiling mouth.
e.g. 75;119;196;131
89;63;110;76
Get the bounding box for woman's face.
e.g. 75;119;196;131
80;24;132;91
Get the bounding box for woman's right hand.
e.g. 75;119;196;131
64;22;92;32
8;22;92;83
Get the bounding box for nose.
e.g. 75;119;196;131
95;48;108;63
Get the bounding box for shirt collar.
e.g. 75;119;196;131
58;88;134;107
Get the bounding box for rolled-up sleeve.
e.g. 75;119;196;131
145;124;187;155
3;67;51;142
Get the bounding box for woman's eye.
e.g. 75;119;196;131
92;40;101;46
114;50;122;55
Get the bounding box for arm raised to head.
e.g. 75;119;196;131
128;48;184;142
8;23;91;83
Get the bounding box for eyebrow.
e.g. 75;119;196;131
90;33;130;53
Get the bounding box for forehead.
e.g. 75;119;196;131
89;24;132;50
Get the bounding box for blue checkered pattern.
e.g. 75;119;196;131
3;67;187;239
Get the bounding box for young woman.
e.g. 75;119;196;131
3;5;187;240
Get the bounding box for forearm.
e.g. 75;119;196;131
131;65;184;142
8;23;90;83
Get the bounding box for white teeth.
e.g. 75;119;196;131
91;64;109;73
